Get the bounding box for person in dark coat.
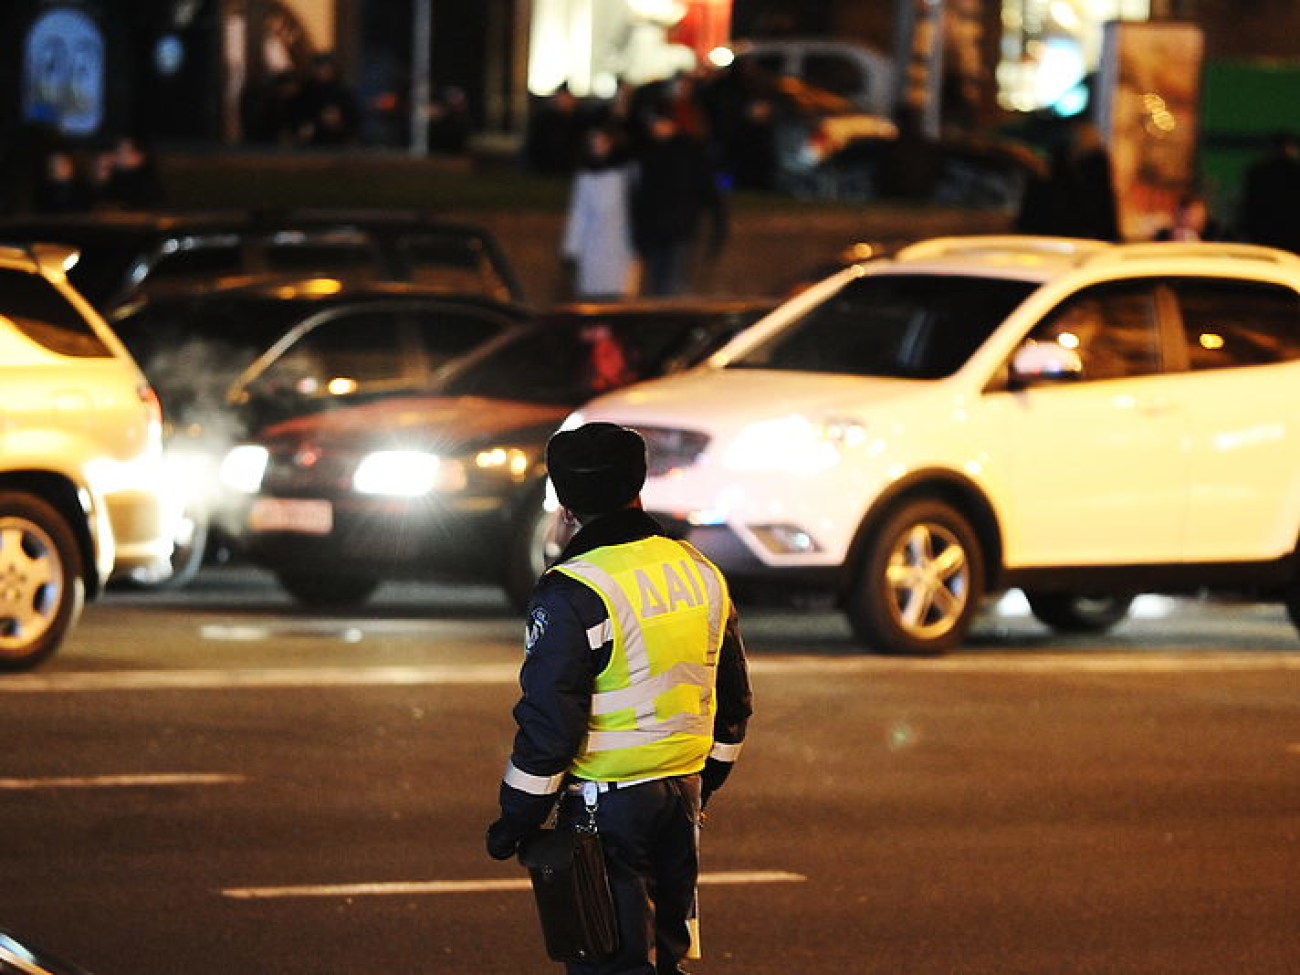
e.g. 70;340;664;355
1237;130;1300;253
1016;121;1121;242
630;112;727;297
525;84;588;176
291;53;360;146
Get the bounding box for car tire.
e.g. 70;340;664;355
1023;592;1134;634
275;571;380;609
502;484;564;613
0;492;86;671
845;498;984;655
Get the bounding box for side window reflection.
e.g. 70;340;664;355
1028;284;1161;381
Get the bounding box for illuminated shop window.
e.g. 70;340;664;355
998;0;1150;113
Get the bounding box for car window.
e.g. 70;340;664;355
803;53;864;100
399;233;513;299
147;239;244;282
1169;278;1300;370
0;268;112;357
1029;282;1161;381
407;307;514;368
263;239;379;273
442;325;607;404
255;311;409;402
729;274;1035;379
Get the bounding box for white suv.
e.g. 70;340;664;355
571;236;1300;653
0;243;170;670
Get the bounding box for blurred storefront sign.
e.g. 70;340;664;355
1096;20;1203;240
22;4;105;136
997;0;1151;115
527;0;732;97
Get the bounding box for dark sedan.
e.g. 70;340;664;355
0;207;524;312
111;279;528;587
218;299;774;609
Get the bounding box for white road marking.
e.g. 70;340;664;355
0;773;246;790
0;664;518;693
0;652;1296;694
221;870;806;900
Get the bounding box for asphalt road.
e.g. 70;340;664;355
2;568;1297;975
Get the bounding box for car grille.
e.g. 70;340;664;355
637;426;710;477
263;442;355;493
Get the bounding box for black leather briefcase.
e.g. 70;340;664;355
518;828;618;963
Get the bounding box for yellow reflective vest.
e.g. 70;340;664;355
553;535;730;782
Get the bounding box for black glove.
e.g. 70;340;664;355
700;757;732;810
486;817;531;861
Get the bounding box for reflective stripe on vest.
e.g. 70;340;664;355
556;536;728;781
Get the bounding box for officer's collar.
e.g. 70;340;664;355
558;507;664;562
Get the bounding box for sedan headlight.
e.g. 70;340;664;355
353;450;466;496
473;446;531;479
723;415;867;473
219;445;269;494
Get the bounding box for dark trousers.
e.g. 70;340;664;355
558;775;701;975
640;240;695;297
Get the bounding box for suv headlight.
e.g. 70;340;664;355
723;415;867;473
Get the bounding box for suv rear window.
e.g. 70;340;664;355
0;268;111;357
729;274;1035;379
1171;278;1300;370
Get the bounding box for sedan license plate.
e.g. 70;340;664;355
249;498;333;535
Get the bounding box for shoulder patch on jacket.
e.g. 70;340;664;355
525;606;549;654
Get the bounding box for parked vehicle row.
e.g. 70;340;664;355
7;210;1300;664
0;208;525;313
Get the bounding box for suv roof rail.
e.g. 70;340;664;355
1086;241;1300;267
893;235;1112;265
0;242;80;276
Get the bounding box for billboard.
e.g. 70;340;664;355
1096;21;1204;241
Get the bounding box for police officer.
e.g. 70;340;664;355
487;422;753;974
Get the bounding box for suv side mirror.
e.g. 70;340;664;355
1008;340;1083;389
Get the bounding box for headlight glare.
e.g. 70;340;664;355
474;446;531;479
355;450;438;496
219;445;269;494
723;415;866;473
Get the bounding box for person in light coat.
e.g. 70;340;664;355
562;125;639;300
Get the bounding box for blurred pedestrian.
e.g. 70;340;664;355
427;86;472;154
97;136;164;209
1016;120;1120;242
33;148;92;213
242;70;302;146
1154;190;1217;242
701;55;780;192
292;53;360;146
631;111;727;297
1237;130;1300;253
562;125;638;300
525;83;587;176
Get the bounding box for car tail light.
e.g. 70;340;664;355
138;383;163;437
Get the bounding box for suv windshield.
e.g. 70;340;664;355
728;274;1036;379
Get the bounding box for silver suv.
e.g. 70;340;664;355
0;244;170;670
